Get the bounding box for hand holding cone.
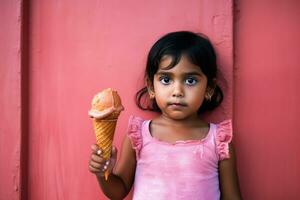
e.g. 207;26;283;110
89;88;124;180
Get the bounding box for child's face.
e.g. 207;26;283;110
151;55;208;120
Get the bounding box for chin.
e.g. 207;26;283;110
166;113;190;121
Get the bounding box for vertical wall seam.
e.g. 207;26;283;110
232;0;239;123
20;0;30;199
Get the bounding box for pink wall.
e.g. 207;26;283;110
0;1;22;200
1;0;299;200
25;1;232;199
234;0;300;199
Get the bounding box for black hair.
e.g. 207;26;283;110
135;31;223;114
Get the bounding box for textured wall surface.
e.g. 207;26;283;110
25;0;232;199
4;0;299;200
234;0;300;199
0;1;22;200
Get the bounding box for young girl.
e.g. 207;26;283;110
88;31;242;200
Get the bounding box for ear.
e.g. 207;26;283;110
146;78;155;99
205;78;217;100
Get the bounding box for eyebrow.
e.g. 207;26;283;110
155;71;203;76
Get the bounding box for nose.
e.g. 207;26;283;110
172;82;184;97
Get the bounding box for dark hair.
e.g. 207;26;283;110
135;31;223;114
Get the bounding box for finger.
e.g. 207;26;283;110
89;159;109;174
91;144;101;153
89;164;102;173
111;146;118;159
89;160;102;169
90;160;109;173
105;159;114;173
105;160;110;166
102;164;108;172
105;146;117;173
91;154;106;163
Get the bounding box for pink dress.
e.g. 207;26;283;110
127;116;232;200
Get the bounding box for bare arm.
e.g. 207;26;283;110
89;136;136;200
219;144;243;200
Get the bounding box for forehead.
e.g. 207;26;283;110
158;55;203;73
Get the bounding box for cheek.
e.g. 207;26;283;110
153;82;169;96
188;87;206;105
153;81;159;91
154;89;166;104
193;93;205;104
153;79;161;91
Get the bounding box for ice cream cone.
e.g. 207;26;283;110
93;119;117;180
89;88;124;180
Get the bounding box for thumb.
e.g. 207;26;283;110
111;146;118;160
106;146;118;174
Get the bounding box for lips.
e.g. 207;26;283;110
167;102;187;107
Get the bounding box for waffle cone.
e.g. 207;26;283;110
93;119;117;160
93;118;118;180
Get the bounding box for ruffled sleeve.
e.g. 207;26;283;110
127;115;144;159
215;120;233;160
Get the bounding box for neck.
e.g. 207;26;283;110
158;113;205;128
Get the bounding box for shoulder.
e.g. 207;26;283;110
127;115;145;132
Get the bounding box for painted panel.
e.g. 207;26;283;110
0;1;22;200
2;0;299;199
27;0;233;199
234;0;300;199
